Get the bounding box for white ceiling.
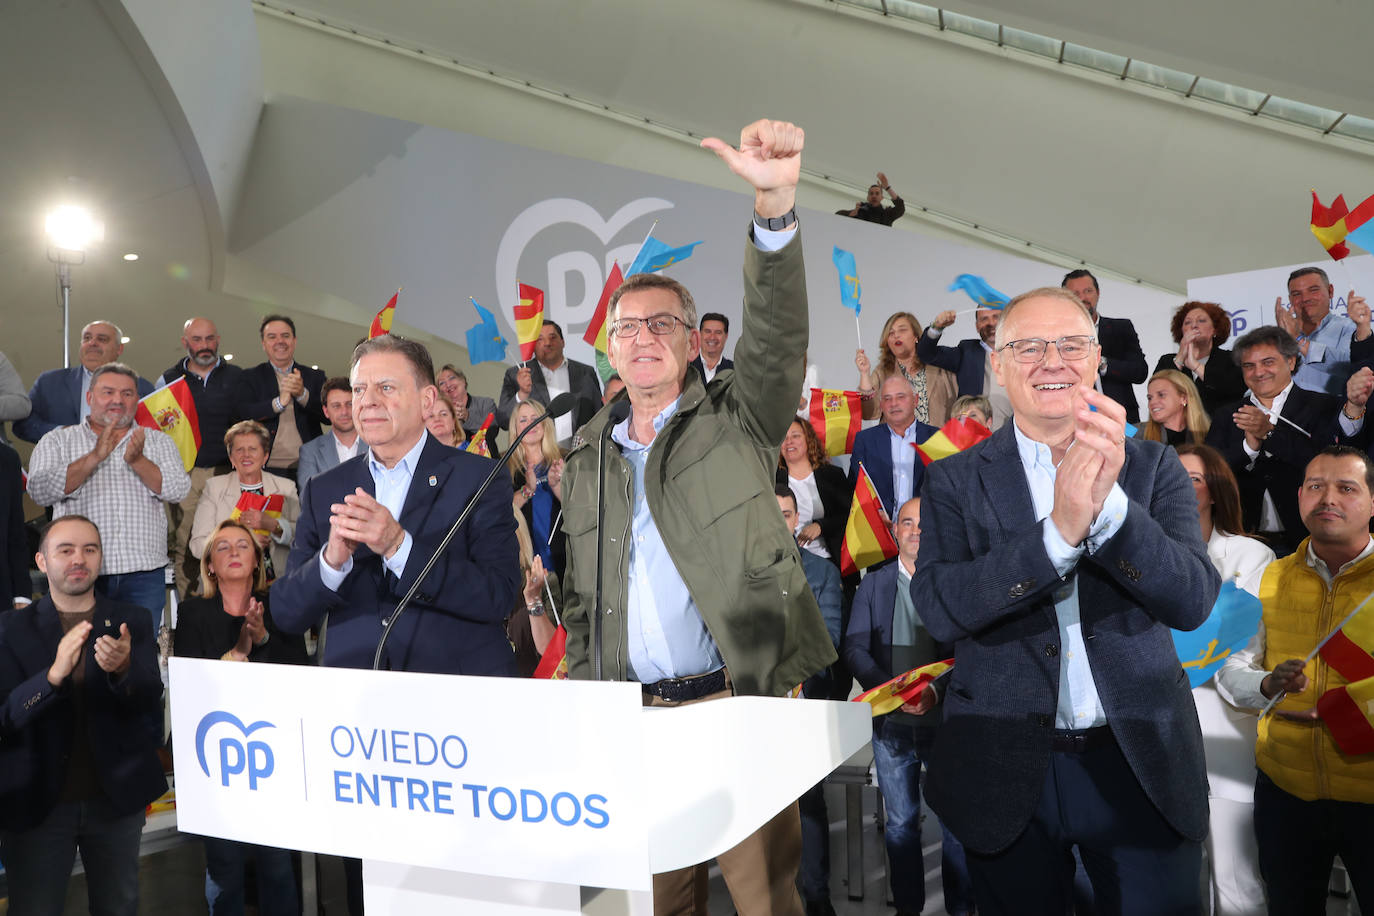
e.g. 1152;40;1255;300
2;0;1370;453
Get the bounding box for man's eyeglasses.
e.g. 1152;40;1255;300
608;314;688;339
999;335;1097;364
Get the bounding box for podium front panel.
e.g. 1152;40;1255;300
171;659;652;891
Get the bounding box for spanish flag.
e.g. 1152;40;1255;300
532;625;569;680
854;659;953;716
135;377;200;471
807;388;862;457
840;464;898;577
1318;607;1374;684
1310;191;1352;261
915;416;991;466
583;263;624;356
1317;676;1374;756
231;491;285;542
515;283;545;362
462;413;495;459
369;290;399;339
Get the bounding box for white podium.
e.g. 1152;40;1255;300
170;659;870;915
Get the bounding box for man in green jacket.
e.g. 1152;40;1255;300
560;119;835;916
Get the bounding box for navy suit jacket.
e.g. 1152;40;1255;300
912;424;1217;854
236;361;328;449
842;561;951;691
848;421;939;520
917;331;986;398
1097;315;1149;424
271;434;521;675
688;355;734;383
1204;386;1342;550
14;366;155;443
497;359;601;432
0;595;166;830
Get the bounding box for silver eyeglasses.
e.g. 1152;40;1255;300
608;314;688;339
999;335;1097;363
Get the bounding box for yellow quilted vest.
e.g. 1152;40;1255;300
1255;541;1374;803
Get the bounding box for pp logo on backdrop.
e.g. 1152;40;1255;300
196;711;276;790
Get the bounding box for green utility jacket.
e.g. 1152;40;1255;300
560;229;837;697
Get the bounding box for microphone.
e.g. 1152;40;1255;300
372;391;578;670
593;399;632;680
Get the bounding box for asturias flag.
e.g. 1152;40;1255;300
832;246;862;314
515;283;545;362
369;290;398;339
1172;580;1263;689
135;377;200;471
583;262;625;356
915;417;991;466
840;463;899;577
465;299;508;365
948;274;1010;309
808;388;862;457
626;236;700;276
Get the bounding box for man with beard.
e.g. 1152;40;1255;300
0;515;167;916
161;317;245;594
26;364;189;629
919;306;1010;430
14;320;155;444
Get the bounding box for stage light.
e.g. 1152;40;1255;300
44;205;104;253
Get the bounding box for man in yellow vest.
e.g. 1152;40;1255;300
1217;444;1374;912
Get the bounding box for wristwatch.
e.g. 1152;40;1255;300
527;598;546;617
754;209;797;232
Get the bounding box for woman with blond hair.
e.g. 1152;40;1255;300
424;390;468;448
174;518;307;915
507;399;566;580
855;311;956;425
1139;369;1210;445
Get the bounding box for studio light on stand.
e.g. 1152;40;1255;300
45;205;104;368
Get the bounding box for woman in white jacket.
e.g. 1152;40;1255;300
1176;443;1274;916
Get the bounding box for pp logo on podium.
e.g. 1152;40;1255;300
196;711;277;790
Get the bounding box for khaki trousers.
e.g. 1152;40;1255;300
644;682;804;916
168;465;225;595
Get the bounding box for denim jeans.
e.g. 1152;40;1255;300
202;837;300;916
870;716;976;914
95;567;167;635
0;797;144;916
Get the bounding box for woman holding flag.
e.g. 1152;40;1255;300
507;400;566;582
189;420;299;585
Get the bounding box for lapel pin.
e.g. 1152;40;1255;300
104;619;111;627
429;475;437;487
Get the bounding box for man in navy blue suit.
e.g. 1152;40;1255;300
844;495;974;916
13;321;154;443
918;306;1010;429
0;515;166;915
272;334;520;675
913;286;1219;915
848;374;938;526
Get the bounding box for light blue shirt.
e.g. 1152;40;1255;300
1293;311;1356;397
318;430;428;589
612;399;724;683
888;422;919;510
1012;423;1129;730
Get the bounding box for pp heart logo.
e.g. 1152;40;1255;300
495;197;673;360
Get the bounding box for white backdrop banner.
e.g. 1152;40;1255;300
232;97;1182;404
1186;254;1373;338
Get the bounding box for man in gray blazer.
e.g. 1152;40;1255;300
913;286;1219;914
296;377;363;500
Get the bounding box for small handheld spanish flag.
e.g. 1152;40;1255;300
583;263;623;357
854;659;954;716
515;283;545;363
369;289;399;339
135;377;201;471
915;416;991;466
807;388;862;457
840;463;899;577
462;413;495;458
532;625;569;679
231;491;285;542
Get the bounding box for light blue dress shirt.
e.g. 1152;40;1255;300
888;422;919;511
1293;311;1356;396
1012;423;1129;730
612;399;724;682
318;430;428;589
